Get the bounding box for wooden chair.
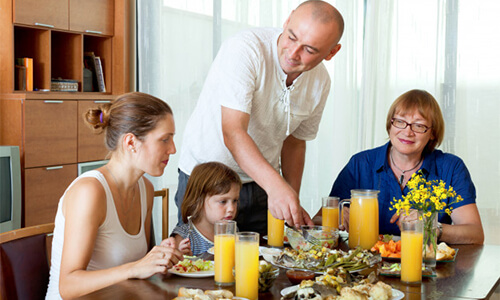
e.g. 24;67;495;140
154;188;169;240
0;223;55;300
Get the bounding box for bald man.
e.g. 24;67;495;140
175;0;344;235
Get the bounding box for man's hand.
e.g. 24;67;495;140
267;182;313;227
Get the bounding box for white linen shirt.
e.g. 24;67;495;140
179;27;331;183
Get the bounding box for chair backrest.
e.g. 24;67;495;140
154;188;169;240
0;223;54;300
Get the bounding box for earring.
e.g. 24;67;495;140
130;147;136;153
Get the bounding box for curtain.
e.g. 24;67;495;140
138;0;500;244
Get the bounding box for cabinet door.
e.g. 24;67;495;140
70;0;114;36
14;0;69;30
78;100;110;162
24;100;77;168
24;164;77;226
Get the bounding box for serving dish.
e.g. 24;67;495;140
280;285;405;300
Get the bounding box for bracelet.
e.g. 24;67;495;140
437;222;443;241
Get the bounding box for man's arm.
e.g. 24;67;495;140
281;135;306;194
221;106;312;226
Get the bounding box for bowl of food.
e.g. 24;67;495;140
286;225;339;251
285;269;316;285
258;260;280;292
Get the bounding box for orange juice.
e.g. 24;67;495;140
235;235;259;300
401;231;423;283
268;210;284;247
348;196;379;249
322;206;339;229
214;234;235;285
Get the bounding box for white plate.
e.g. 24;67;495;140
168;268;215;278
207;246;270;256
281;285;404;300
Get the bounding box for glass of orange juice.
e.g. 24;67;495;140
267;210;284;247
322;197;340;229
235;232;259;300
214;220;236;286
340;189;379;249
401;218;424;285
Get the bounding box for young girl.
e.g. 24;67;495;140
171;162;242;256
46;92;183;299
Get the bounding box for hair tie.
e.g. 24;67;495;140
99;112;103;123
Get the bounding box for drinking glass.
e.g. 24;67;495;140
214;220;236;286
401;218;424;285
267;210;284;247
235;232;259;300
322;196;340;229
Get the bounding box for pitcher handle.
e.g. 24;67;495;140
339;199;351;229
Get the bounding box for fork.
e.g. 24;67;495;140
285;223;322;247
301;228;322;247
187;215;193;241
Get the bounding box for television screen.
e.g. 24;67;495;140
0;146;21;233
0;157;12;223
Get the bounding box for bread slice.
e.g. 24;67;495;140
205;289;234;299
178;287;204;297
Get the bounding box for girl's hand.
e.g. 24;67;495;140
178;238;192;256
128;245;183;279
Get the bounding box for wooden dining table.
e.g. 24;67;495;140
78;241;500;300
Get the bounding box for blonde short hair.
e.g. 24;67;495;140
386;89;445;154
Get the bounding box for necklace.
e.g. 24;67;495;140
105;165;136;215
390;148;422;187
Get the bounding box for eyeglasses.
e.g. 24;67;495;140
391;118;431;133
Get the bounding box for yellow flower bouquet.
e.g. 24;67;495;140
390;171;463;266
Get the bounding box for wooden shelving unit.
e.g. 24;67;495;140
0;0;131;227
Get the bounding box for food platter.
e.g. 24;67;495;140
169;258;214;278
378;262;436;277
280;285;404;300
262;247;378;274
381;248;458;263
168;269;215;278
262;252;323;275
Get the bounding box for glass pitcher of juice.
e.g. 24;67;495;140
340;189;379;249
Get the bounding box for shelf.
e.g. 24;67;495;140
14;26;50;91
51;31;83;91
84;35;112;93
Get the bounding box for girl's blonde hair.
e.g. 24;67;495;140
181;162;242;223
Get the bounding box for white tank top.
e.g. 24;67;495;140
46;170;148;299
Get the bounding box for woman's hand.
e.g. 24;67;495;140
128;245;183;279
390;209;419;231
160;236;176;248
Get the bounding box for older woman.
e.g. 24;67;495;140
317;89;483;244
